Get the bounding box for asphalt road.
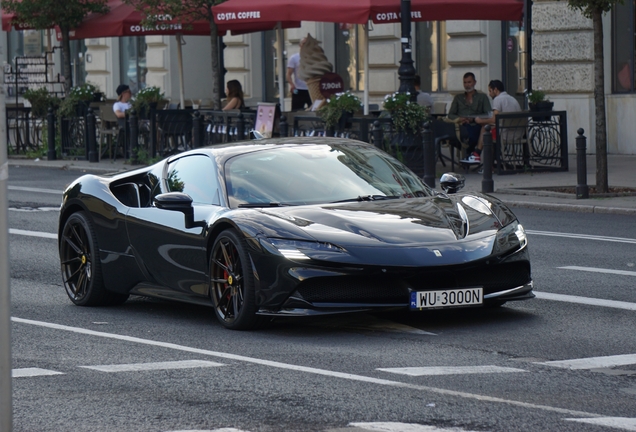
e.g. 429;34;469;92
7;165;636;432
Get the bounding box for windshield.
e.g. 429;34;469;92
224;143;433;208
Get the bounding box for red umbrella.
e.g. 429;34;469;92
213;0;523;26
371;0;524;23
62;0;299;39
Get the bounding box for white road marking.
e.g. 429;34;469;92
377;365;527;376
81;360;224;373
527;230;636;245
12;367;65;378
8;228;57;239
350;423;478;432
11;317;607;419
8;185;61;195
564;417;636;431
559;266;636;277
9;207;59;212
534;291;636;311
536;354;636;370
166;429;247;432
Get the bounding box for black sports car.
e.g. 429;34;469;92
58;137;533;330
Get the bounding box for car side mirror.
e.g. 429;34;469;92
154;192;205;228
439;172;466;194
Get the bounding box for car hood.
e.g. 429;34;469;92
257;193;503;247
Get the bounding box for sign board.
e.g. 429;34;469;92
319;73;344;99
507;37;514;53
254;102;277;138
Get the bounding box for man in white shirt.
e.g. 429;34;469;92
414;75;433;109
286;37;312;111
113;84;132;119
463;79;521;163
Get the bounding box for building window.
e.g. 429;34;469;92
335;24;367;92
415;21;448;92
120;36;147;94
613;1;634;92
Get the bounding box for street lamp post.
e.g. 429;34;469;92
397;0;416;101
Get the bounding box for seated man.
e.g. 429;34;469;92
464;79;522;163
447;72;491;160
414;74;433;109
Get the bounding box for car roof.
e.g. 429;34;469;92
177;137;373;161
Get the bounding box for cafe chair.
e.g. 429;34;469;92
97;103;121;160
431;102;447;118
430;118;461;171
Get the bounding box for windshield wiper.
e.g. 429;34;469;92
332;195;400;203
237;202;292;208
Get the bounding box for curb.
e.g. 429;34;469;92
500;199;636;215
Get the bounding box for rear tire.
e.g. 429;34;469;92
209;229;260;330
60;212;129;306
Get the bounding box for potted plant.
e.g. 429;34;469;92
23;87;60;118
383;91;429;143
319;91;361;132
528;89;554;111
132;86;165;118
59;83;101;118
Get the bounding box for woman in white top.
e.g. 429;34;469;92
113;84;132;118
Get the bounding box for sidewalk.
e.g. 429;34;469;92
7;153;636;215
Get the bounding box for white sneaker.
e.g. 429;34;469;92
461;153;481;164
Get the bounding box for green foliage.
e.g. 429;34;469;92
2;0;108;30
383;92;429;135
2;0;109;94
59;83;101;118
132;147;161;166
562;0;622;18
528;89;548;104
132;86;165;114
318;92;362;130
23;87;60;118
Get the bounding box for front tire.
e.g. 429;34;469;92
60;212;128;306
209;229;260;330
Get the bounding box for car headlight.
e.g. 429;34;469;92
259;238;347;260
494;221;527;254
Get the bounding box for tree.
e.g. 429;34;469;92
123;0;226;110
1;0;109;95
564;0;623;193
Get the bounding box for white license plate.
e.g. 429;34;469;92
410;288;483;309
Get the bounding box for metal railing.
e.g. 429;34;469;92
494;111;568;175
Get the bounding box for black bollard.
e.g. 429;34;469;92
279;115;288;138
47;108;56;161
149;103;157;157
372;120;383;149
576;128;589;199
237;112;245;140
423;122;435;188
87;108;98;163
481;125;494;193
129;109;139;163
192;111;202;148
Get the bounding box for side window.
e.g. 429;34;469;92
165;155;220;205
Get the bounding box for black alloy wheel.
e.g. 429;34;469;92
210;229;260;330
60;212;128;306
